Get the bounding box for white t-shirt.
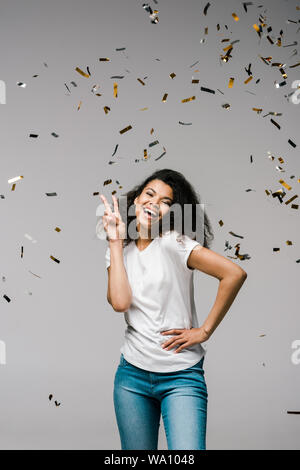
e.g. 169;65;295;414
105;230;207;372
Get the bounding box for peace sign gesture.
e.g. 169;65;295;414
100;194;126;241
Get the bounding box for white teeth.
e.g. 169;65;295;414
143;207;157;217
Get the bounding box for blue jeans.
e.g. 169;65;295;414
113;353;208;450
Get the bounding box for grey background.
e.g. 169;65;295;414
0;0;300;450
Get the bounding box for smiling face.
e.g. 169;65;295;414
134;179;174;238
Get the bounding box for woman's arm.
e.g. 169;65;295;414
107;239;133;312
188;247;247;337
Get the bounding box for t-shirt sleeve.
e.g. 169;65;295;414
173;232;203;271
105;246;110;269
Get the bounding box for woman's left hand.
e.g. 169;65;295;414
161;327;211;353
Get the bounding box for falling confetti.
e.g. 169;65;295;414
119;125;132;135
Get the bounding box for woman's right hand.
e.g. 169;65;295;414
100;194;126;241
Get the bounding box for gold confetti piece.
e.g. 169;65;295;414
253;24;260;32
270;118;281;130
259;55;272;65
150;128;154;134
279;179;291;190
50;255;60;264
8;176;23;184
170;73;176;79
113;82;118;98
55;227;61;232
288;139;296;148
11;184;16;191
252;108;263;114
244;76;253;84
286;240;293;245
137;78;145;86
245;63;252;75
232;13;239;21
192;79;199;83
228;231;244;239
104;179;112;185
77;101;82;111
220;47;233;62
119;125;132;134
223;44;233;52
29;271;42;278
279;68;287;79
259;334;266;337
222;103;230;109
75;67;90;78
205;27;208;34
278;157;284;164
91;84;101;93
99;58;110;61
139;107;148;111
154;148;166;161
267;112;282;117
103;106;111;114
144;149;148;160
219;220;224;226
203;2;210;15
162;93;168;102
285;195;298;205
201;87;215;94
228;77;234;88
181;96;195;103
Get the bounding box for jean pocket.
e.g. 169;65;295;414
119;353;129;368
188;356;205;372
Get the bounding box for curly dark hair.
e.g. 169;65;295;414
114;168;214;249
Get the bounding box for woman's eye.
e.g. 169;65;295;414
146;192;171;206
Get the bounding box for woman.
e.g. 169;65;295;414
99;168;247;450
